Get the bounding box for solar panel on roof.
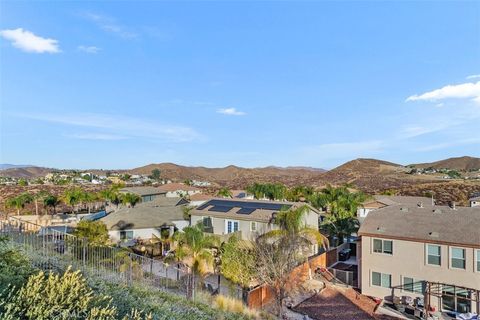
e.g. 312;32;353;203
237;207;255;215
208;206;231;213
197;199;293;214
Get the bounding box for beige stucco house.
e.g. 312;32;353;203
358;203;480;314
190;198;323;248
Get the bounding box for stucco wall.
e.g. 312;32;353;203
361;236;480;311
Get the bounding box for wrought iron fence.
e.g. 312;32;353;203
0;218;192;296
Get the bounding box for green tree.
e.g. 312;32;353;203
320;209;360;246
82;192;98;213
43;194;61;215
220;235;256;288
216;187;233;198
121;193;141;208
170;224;219;299
73;220;110;246
0;236;33;291
62;187;84;214
150;169;161;181
254;206;326;317
5;193;33;216
33;191;49;215
0;267;117;319
17;179;28;186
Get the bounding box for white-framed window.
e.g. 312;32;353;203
371;271;391;288
225;220;239;234
403;276;425;294
476;249;480;272
427;244;441;266
450;247;466;270
250;221;257;232
120;230;134;241
373;239;393;255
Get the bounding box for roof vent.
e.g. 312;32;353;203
429;231;439;238
400;207;409;212
417;202;423;208
433;209;442;214
376;226;385;233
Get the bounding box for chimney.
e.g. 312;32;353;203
451;201;456;210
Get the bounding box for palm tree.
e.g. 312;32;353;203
170;224;219;299
99;186;122;208
321;209;360;246
264;205;327;253
121;193;141;208
82;192;98;213
5;193;33;216
216;187;233;198
62;188;83;214
43;194;61;215
33;190;49;215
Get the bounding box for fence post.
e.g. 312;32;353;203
82;238;87;268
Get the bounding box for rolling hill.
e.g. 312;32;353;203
0;166;54;178
409;156;480;171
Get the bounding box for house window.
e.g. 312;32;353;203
403;277;425;294
226;220;239;234
476;250;480;272
202;217;212;230
250;221;257;231
451;247;466;269
120;230;134;241
373;239;393;255
372;271;391;288
427;244;441;266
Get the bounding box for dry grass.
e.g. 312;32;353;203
214;295;260;319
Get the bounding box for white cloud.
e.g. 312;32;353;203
406;81;480;104
0;28;60;53
66;133;127;141
16;112;202;142
466;74;480;80
82;12;137;39
78;45;100;53
217;108;246;116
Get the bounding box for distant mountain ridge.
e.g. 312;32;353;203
0;164;33;170
1;156;478;190
409;156;480;171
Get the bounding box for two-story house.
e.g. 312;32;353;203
358;204;480;314
120;186;167;203
190;198;323;249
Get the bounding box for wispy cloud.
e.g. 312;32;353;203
0;28;60;53
15;112;202;142
82;12;137;39
66;133;127;140
217;108;246;116
406;81;480;104
466;74;480;80
77;45;100;53
414;137;480;152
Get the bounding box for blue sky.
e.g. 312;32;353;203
1;1;479;170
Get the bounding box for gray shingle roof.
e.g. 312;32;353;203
358;204;480;248
190;198;321;222
100;197;188;231
120;186;166;197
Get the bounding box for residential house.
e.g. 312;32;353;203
157;183;201;198
470;195;480;208
100;197;189;243
358;204;480;314
190;198;323;250
188;193;214;207
120;186;166;203
357;195;433;221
